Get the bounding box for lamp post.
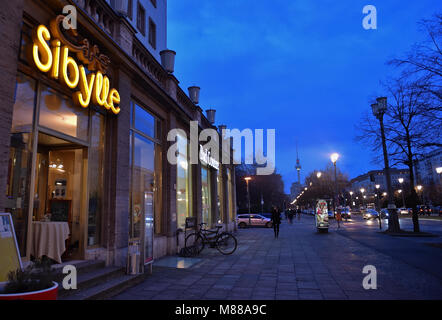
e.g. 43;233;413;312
398;178;406;208
360;188;365;209
371;98;400;232
331;153;339;225
416;185;423;204
375;184;382;229
349;191;353;209
244;177;252;215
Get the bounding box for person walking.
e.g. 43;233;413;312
271;206;281;238
288;209;294;224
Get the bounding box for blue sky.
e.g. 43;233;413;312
167;0;441;193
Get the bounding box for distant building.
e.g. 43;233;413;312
350;168;409;194
414;148;442;187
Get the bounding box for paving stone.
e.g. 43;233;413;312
113;216;442;300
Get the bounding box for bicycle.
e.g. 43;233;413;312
184;223;237;255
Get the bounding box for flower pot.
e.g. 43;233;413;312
0;281;58;300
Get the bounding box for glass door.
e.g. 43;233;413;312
32;132;87;261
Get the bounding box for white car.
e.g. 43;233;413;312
363;209;379;220
237;214;273;228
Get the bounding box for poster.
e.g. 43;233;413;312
0;213;22;282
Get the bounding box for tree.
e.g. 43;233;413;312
297;164;350;208
235;164;288;213
388;14;442;106
356;78;441;232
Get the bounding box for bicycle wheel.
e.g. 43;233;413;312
215;232;237;255
185;233;204;254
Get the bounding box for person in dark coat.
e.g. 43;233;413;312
271;206;281;238
288;209;294;224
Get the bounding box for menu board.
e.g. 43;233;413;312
0;213;22;282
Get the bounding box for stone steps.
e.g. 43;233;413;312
55;260;146;300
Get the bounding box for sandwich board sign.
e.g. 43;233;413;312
0;213;22;282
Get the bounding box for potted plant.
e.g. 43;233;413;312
0;258;58;300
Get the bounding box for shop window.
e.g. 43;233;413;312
130;101;162;264
217;171;223;223
201;166;212;226
39;85;89;141
5;73;37;256
87;112;105;246
134;103;155;137
176;133;192;229
227;168;234;221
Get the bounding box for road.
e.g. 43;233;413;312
113;214;442;300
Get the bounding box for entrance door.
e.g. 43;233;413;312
31;132;87;261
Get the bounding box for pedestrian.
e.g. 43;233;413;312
271;206;281;238
288;209;294;224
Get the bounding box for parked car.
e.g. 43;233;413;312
363;209;379;220
340;208;351;219
260;213;272;220
237;214;273;228
417;205;434;216
398;207;411;215
380;209;390;218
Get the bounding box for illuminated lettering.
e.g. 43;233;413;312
60;46;79;88
106;89;121;114
92;72;109;106
32;25;52;72
74;66;96;108
51;40;61;79
31;23;121;114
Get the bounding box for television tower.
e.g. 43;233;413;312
295;143;301;184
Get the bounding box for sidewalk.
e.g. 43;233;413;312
113;216;442;300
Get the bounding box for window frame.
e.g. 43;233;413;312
148;18;157;49
137;1;146;36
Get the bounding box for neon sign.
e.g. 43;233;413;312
31;17;120;114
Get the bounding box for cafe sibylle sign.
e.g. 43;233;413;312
199;144;220;170
31;15;120;114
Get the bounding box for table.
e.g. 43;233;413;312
31;222;70;263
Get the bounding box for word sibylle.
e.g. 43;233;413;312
31;24;120;114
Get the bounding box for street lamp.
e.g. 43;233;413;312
360;188;365;208
375;184;381;229
416;185;424;204
398;178;406;208
349;191;353;209
371;98;400;232
316;171;322;179
437;167;442;185
330;153;339;219
244;177;252;215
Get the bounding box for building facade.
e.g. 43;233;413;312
414;148;442;205
0;0;237;272
350;168;410;194
414;148;442;186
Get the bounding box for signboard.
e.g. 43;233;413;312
315;199;329;230
31;16;120;114
0;213;22;282
199;145;220;170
